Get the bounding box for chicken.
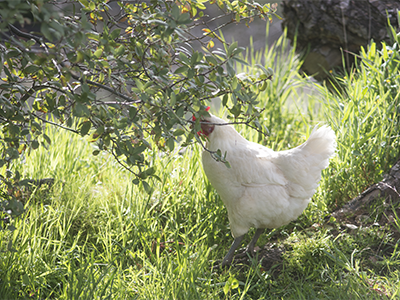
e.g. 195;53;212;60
198;112;336;267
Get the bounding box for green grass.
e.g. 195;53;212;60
1;28;400;299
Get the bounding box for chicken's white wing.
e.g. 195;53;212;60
227;140;288;188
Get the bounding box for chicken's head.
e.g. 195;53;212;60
192;106;214;137
199;120;215;137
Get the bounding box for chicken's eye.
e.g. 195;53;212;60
207;125;215;135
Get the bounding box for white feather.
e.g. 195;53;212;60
201;114;336;238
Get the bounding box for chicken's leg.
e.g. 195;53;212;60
232;228;264;261
218;229;264;268
220;235;244;267
246;228;264;254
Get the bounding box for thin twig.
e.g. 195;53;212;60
110;141;139;177
32;113;79;134
194;134;229;164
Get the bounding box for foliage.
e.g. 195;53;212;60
1;18;400;298
320;26;400;209
0;0;277;238
1;3;400;300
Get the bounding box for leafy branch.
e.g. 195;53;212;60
0;0;278;207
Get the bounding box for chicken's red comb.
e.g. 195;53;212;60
192;106;210;121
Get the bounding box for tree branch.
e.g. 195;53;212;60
8;24;42;43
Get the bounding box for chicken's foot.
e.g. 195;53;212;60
216;235;244;268
213;228;265;269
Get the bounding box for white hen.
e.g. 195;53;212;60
199;113;336;267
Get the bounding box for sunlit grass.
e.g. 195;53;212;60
1;27;400;299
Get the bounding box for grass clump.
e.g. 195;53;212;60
1;25;400;299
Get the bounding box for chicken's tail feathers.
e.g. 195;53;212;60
303;125;337;158
273;125;336;199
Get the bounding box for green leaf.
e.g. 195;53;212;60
41;23;53;41
129;107;137;119
110;28;121;40
227;41;238;56
174;66;188;74
144;166;156;176
94;48;103;58
171;4;180;19
232;47;244;56
132;145;147;155
80;121;91;136
231;278;239;290
73;102;90;117
224;276;239;295
43;133;51;145
7;224;16;231
177;13;191;25
99;60;110;68
179;52;190;64
142;180;153;194
232;56;249;66
190;52;199;66
3;66;12;79
134;79;144;91
173;128;185;136
235;13;240;23
166;137;175;151
170;92;176;106
6;50;21;59
114;45;125;57
187;68;194;79
205;55;218;65
223;280;230;295
259;81;268;91
222;94;228;107
87;32;99;41
226;60;235;77
23;65;40;75
224;160;231;168
31;121;42;132
9;123;20;135
256;64;273;76
7;240;15;252
79;0;89;7
31;140;39;149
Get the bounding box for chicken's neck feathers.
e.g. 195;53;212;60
206;122;248;151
